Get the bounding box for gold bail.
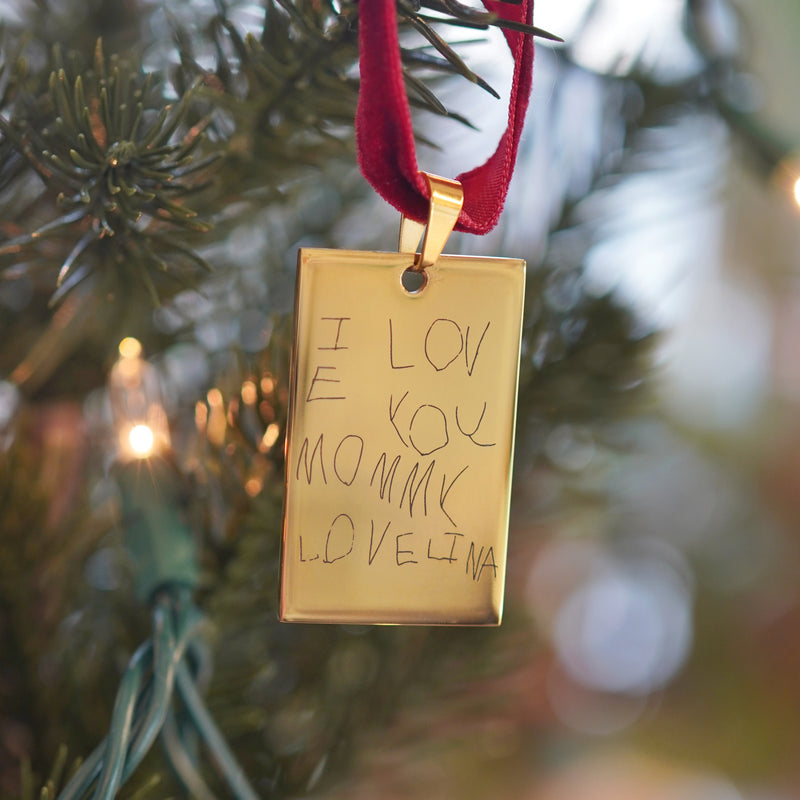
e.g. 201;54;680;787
398;173;464;270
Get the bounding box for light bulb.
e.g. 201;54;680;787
793;177;800;207
110;338;171;461
128;424;155;457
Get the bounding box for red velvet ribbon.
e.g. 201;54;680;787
356;0;534;235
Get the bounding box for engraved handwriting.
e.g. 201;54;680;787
306;365;345;402
395;532;418;566
370;452;402;503
388;392;409;448
408;404;448;456
455;402;496;448
299;536;319;562
324;513;355;564
389;318;414;369
318;316;351;350
464;321;490;376
389;394;497;452
293;309;506;588
425;318;463;372
299;433;465;527
368;519;392;565
333;434;364;486
298;514;495;581
427;531;464;563
439;465;468;527
296;434;327;485
399;459;436;519
466;543;498;582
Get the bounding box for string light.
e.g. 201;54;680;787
109;337;171;461
84;339;263;800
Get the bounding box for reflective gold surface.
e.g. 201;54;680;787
398;173;464;269
280;248;525;624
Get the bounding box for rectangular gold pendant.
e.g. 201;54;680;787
280;248;525;625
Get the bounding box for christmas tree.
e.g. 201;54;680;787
2;1;800;798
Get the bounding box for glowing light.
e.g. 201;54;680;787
195;401;208;433
128;424;155;457
553;559;692;695
110;339;171;462
260;423;281;451
793;177;800;207
245;477;263;497
118;337;143;360
241;380;257;405
205;389;227;446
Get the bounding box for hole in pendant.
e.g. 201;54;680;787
401;266;427;295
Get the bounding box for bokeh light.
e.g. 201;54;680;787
128;424;155;458
553;556;692;695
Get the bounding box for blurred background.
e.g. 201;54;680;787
2;0;800;798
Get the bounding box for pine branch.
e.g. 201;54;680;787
0;0;556;312
0;41;217;306
174;0;554;193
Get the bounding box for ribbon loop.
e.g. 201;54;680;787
356;1;535;236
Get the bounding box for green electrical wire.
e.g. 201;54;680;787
162;709;218;800
175;662;261;800
120;599;177;778
58;738;105;800
51;416;261;799
54;588;262;800
123;591;200;778
94;651;145;800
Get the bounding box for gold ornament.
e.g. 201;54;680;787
280;175;525;624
